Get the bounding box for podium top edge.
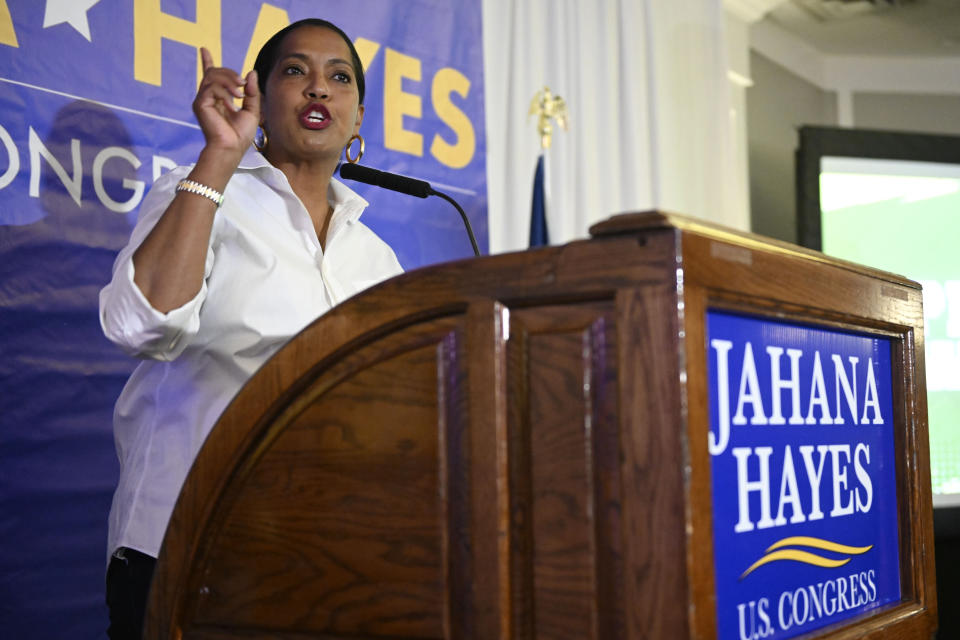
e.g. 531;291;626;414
589;211;921;290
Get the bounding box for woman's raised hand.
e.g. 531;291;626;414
131;48;261;313
193;47;260;158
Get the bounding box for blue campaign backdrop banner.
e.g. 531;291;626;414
0;1;485;637
706;310;902;640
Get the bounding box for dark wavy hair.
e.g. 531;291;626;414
253;19;365;105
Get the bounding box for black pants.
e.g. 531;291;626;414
105;547;156;640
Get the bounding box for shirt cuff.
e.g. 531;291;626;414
100;259;205;361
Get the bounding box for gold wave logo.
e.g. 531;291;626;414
740;536;873;579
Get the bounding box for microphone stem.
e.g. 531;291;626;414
430;188;481;257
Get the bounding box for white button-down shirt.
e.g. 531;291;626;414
99;149;403;561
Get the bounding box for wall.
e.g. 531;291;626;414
853;92;960;136
746;56;960;243
746;51;836;243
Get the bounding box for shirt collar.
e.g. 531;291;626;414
237;148;369;223
328;174;368;223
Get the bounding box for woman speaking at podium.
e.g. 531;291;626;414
98;19;402;639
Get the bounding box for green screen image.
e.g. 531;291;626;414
820;156;960;504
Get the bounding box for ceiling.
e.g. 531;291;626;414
765;0;960;57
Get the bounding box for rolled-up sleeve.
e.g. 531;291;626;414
99;167;215;361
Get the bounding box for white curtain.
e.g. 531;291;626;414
482;0;745;254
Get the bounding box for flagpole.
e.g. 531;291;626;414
527;87;567;248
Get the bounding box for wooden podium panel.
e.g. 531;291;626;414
146;212;936;640
188;328;451;636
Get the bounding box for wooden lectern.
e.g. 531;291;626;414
146;212;937;639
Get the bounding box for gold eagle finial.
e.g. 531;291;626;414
528;86;568;150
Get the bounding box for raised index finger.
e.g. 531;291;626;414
200;46;214;72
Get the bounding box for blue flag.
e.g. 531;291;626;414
529;154;549;246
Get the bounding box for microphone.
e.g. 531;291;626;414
339;163;480;257
339;163;432;199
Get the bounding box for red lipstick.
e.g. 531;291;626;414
298;103;331;130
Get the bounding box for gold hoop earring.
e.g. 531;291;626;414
254;127;268;152
344;134;364;164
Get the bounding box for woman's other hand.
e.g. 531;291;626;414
193;47;260;159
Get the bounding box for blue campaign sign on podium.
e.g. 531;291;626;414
706;310;902;640
0;1;485;636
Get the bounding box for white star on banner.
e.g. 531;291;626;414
43;0;102;42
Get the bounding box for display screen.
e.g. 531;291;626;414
819;156;960;506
